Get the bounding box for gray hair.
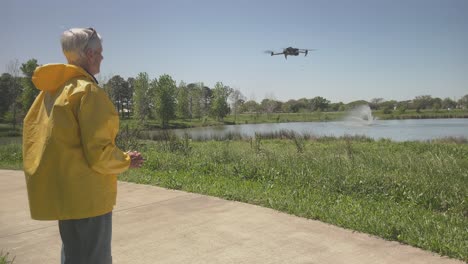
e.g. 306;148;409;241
61;28;102;65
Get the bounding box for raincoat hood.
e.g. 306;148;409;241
32;64;95;92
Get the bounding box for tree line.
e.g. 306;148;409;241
104;73;235;127
1;59;40;129
1;58;468;128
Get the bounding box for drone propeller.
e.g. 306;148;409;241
264;50;275;56
301;49;317;56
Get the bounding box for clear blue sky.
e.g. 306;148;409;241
2;0;467;103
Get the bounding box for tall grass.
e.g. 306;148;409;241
119;137;468;261
0;251;15;264
0;138;22;170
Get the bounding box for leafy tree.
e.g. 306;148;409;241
310;96;330;111
229;88;245;123
5;60;23;129
154;74;177;128
133;72;152;120
282;99;299;113
442;97;457;110
20;59;39;113
234;98;246;114
328;102;344;112
431;97;442;111
369;98;384;110
412;95;433;112
201;85;212;117
0;73;14;120
119;78;133;119
106;75;130;118
296;98;309;112
261;93;281;115
125;77;135;118
396;101;410;114
210;82;232;121
382;105;393;114
187;83;203;119
380;100;397;111
261;98;280;114
241;100;260;113
458;94;468;109
176;81;190;119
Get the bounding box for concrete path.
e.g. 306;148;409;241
0;169;463;264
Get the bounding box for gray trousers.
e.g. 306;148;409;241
59;212;112;264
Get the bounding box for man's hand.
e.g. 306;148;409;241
127;151;144;168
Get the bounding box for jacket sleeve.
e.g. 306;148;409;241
78;86;131;175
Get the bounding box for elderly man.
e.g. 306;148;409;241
23;27;144;264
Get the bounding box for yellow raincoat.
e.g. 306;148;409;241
23;64;130;220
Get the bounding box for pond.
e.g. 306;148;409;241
165;118;468;141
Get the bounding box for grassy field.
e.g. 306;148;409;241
1;135;467;261
0;137;22;170
119;136;468;261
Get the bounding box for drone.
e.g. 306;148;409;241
265;47;316;59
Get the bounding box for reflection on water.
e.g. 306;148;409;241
161;118;468;142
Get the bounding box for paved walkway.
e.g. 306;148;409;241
0;169;463;264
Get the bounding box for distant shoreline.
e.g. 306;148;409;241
129;109;468;130
1;109;467;134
